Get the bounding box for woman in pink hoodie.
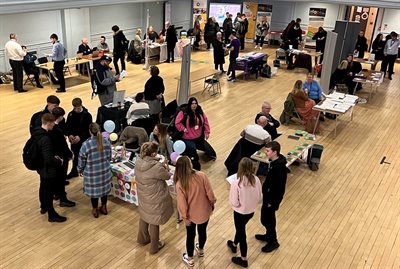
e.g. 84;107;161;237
227;157;263;268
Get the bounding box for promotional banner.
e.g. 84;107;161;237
193;0;207;30
243;2;258;40
209;3;241;26
307;8;326;38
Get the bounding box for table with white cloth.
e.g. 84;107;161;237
148;43;180;62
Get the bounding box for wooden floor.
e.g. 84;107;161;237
0;45;399;269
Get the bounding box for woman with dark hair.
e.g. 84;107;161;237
175;97;216;170
204;17;218;50
174;156;216;267
78;123;112;218
144;65;165;122
371;33;385;60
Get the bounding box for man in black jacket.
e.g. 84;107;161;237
21;46;43;88
65;98;92;179
77;38;92;55
165;22;178;63
223;14;233;44
33;113;67;222
51;107;76;207
254;101;281;140
29;95;61;135
255;141;287;253
112;25;129;75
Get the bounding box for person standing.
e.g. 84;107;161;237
223;13;233;44
78;123;112;218
354;30;368;59
213;32;225;72
33;113;67;222
95;55;119;106
4;33;27;93
48;33;67;93
135;142;173;254
227;31;241;82
381;31;399;80
111;25;129;75
235;16;246;50
255;141;287;253
255;17;269;49
65;98;93;179
371;34;385;61
227;157;262;268
30;95;61;135
174;156;217;267
144;66;165;122
312;27;327;64
165;22;178;63
193;15;202;50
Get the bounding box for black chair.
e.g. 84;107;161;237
131;118;155;136
23;67;35;86
160;99;178;124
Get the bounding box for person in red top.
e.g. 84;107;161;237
175;97;216;170
174;156;217;267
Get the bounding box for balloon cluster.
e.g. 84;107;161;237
102;120;118;142
170;140;186;163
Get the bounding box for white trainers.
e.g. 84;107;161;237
195;243;204;257
260;46;263;50
182;253;194;267
255;45;258;49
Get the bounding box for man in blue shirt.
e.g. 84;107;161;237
48;33;67;93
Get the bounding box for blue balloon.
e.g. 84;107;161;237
104;120;116;133
173;140;186;154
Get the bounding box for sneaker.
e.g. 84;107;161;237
259;46;263;50
255;45;258;49
195;243;204;257
255;234;269;242
231;257;248;268
182;253;194;267
227;240;237;253
261;241;280;253
227;77;236;82
158;240;165;250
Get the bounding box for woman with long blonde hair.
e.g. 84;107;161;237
78;123;112;218
227;157;262;268
174;156;217;267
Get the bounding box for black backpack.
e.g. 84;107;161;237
22;135;42;170
91;70;107;98
167;104;188;141
260;65;272;78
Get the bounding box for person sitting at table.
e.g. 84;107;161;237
135;142;173;255
330;54;362;94
149;123;173;160
144;66;165;122
303;73;324;104
255;102;280;140
175;97;217;171
165;22;178;63
21;45;43;88
126;92;150;125
144;26;159;43
97;36;110;53
95;55;120;106
77;38;92;56
225;116;271;176
290;80;319;132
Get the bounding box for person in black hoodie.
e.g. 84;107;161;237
33;113;67;222
112;25;129;75
51;107;76;208
223;14;233;44
165;22;178;63
65;98;93;179
30;95;61;135
354;30;368;59
255;141;287;253
144;66;165;123
312;27;327;64
371;33;385;60
21;46;43;88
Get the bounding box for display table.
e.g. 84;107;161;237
236;52;268;79
353;58;379;70
96;104;130;133
110;163;138;205
175;67;220;95
148;43;180;62
353;70;384;101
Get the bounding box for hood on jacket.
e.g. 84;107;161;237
32;127;48;139
135;156;160;173
114;30;124;36
270;154;287;168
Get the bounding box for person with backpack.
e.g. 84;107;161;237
112;25;129;75
227;157;262;268
95;55;119;106
255;141;287;253
30;95;61;135
174;156;216;267
31;113;67;222
174;97;217;171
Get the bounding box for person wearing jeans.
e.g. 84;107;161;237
175;156;217;267
227;158;262;268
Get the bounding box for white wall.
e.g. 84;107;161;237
64;8;91;58
168;0;192;30
380;8;400;34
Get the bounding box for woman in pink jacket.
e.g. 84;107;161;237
227;157;263;268
174;156;217;267
175;97;216;170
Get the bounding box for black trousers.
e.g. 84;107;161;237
55;160;68;200
91;196;107;208
113;52;126;75
9;59;23;91
239;37;245;50
39;176;57;216
167;46;175;62
26;67;41;86
224;32;231;44
381;54;397;76
255;35;265;47
186;220;209;257
70;142;83;174
54;60;65;91
215;63;224;71
194;34;201;48
228;57;237;79
233;211;254;257
260;205;277;242
183;137;217;171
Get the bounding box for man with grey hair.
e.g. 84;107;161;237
255;101;281;140
4;33;27;92
77;37;92;55
241;116;272;145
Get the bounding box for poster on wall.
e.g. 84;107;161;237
243;2;258;40
193;0;207;30
209;3;242;26
256;4;273;29
307;8;326;38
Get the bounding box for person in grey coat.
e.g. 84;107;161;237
95;55;120;106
